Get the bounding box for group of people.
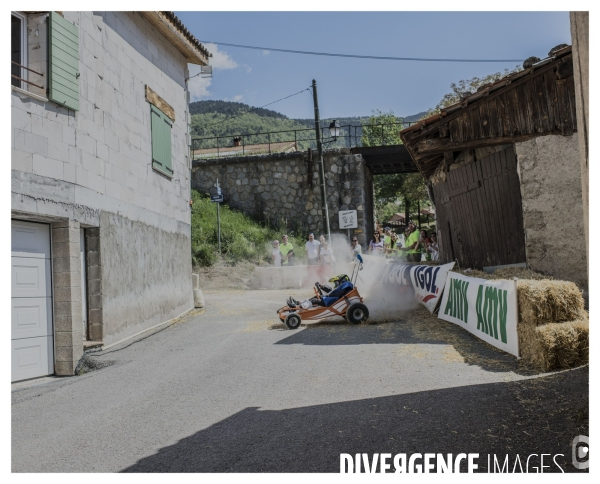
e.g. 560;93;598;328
271;222;439;267
271;233;335;267
368;222;439;262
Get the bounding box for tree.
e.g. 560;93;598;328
425;66;522;117
362;110;429;227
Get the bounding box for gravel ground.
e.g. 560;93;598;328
12;289;588;472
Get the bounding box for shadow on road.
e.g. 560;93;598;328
272;308;539;376
122;367;588;473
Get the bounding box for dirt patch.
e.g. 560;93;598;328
194;260;259;290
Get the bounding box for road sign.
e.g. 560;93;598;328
339;210;358;229
210;194;223;203
216;186;221;195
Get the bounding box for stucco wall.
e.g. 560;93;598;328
100;212;192;347
11;11;195;346
192;149;372;246
515;134;587;287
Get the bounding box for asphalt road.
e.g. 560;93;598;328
12;289;588;472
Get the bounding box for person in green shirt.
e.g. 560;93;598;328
280;234;294;265
383;227;392;252
400;222;421;262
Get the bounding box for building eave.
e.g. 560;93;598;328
139;11;210;66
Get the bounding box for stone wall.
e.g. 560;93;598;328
515;134;587;288
192;149;374;246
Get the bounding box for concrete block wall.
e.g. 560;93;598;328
51;220;84;375
11;11;196;357
192;149;373;246
12;11;192;225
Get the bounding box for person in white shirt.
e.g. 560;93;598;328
351;237;362;257
272;240;282;267
319;240;335;266
305;233;320;265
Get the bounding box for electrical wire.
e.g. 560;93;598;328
197;40;523;63
196;87;311;130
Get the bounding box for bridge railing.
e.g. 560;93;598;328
190;122;417;160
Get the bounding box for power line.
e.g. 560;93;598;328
198;40;523;63
196;87;311;129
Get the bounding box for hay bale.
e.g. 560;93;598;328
517;280;585;326
519;319;589;371
492;267;550;280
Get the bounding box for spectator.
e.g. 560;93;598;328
272;240;283;267
383;227;392;251
319;240;335;266
280;234;295;266
388;232;401;258
428;232;440;261
400;222;420;262
350;237;362;257
305;232;320;265
415;229;430;261
369;230;384;255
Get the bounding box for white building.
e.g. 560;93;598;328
11;11;210;381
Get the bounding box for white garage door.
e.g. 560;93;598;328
11;220;54;382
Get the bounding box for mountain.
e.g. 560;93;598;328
189;100;425;150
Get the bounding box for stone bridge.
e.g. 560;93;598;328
191;144;417;246
191;148;375;246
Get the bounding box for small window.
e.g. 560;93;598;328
151;105;173;177
11;12;27;89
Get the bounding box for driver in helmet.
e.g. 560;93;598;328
287;274;353;309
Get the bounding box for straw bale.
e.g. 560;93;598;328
519;319;589;371
454;267;550;281
517;279;585;326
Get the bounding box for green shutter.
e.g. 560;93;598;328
151;105;173;177
49;12;79;111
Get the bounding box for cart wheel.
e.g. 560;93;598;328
285;313;302;330
346;303;369;325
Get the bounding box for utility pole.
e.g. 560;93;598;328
312;79;331;242
216;178;221;253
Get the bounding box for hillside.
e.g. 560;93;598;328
190;100;425;150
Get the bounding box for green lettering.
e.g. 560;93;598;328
444;280;454;316
485;287;499;340
476;285;484;331
498;289;508;343
461;281;469;322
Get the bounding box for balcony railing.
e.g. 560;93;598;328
11;61;44;90
191;121;416;160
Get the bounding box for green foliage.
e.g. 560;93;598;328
361;110;403;147
190;100;288;119
190;190;306;267
425;66;523;117
361;110;429;225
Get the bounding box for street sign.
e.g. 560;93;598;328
216;186;221;195
339;210;358;229
210;194;223;203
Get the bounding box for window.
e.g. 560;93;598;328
11;12;26;89
151;105;173;177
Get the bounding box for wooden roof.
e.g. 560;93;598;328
399;46;577;179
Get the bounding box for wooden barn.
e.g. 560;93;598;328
400;45;587;287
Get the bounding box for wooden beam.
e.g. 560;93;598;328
145;85;175;122
417;134;540;154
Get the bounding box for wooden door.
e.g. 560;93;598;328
433;146;526;269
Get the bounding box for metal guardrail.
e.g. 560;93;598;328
191;122;417;160
11;61;45;90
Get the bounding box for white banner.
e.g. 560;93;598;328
438;272;520;357
409;262;456;313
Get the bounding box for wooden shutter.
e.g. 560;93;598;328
48;12;79;111
151;105;173;177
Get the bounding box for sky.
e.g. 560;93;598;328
175;11;572;120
